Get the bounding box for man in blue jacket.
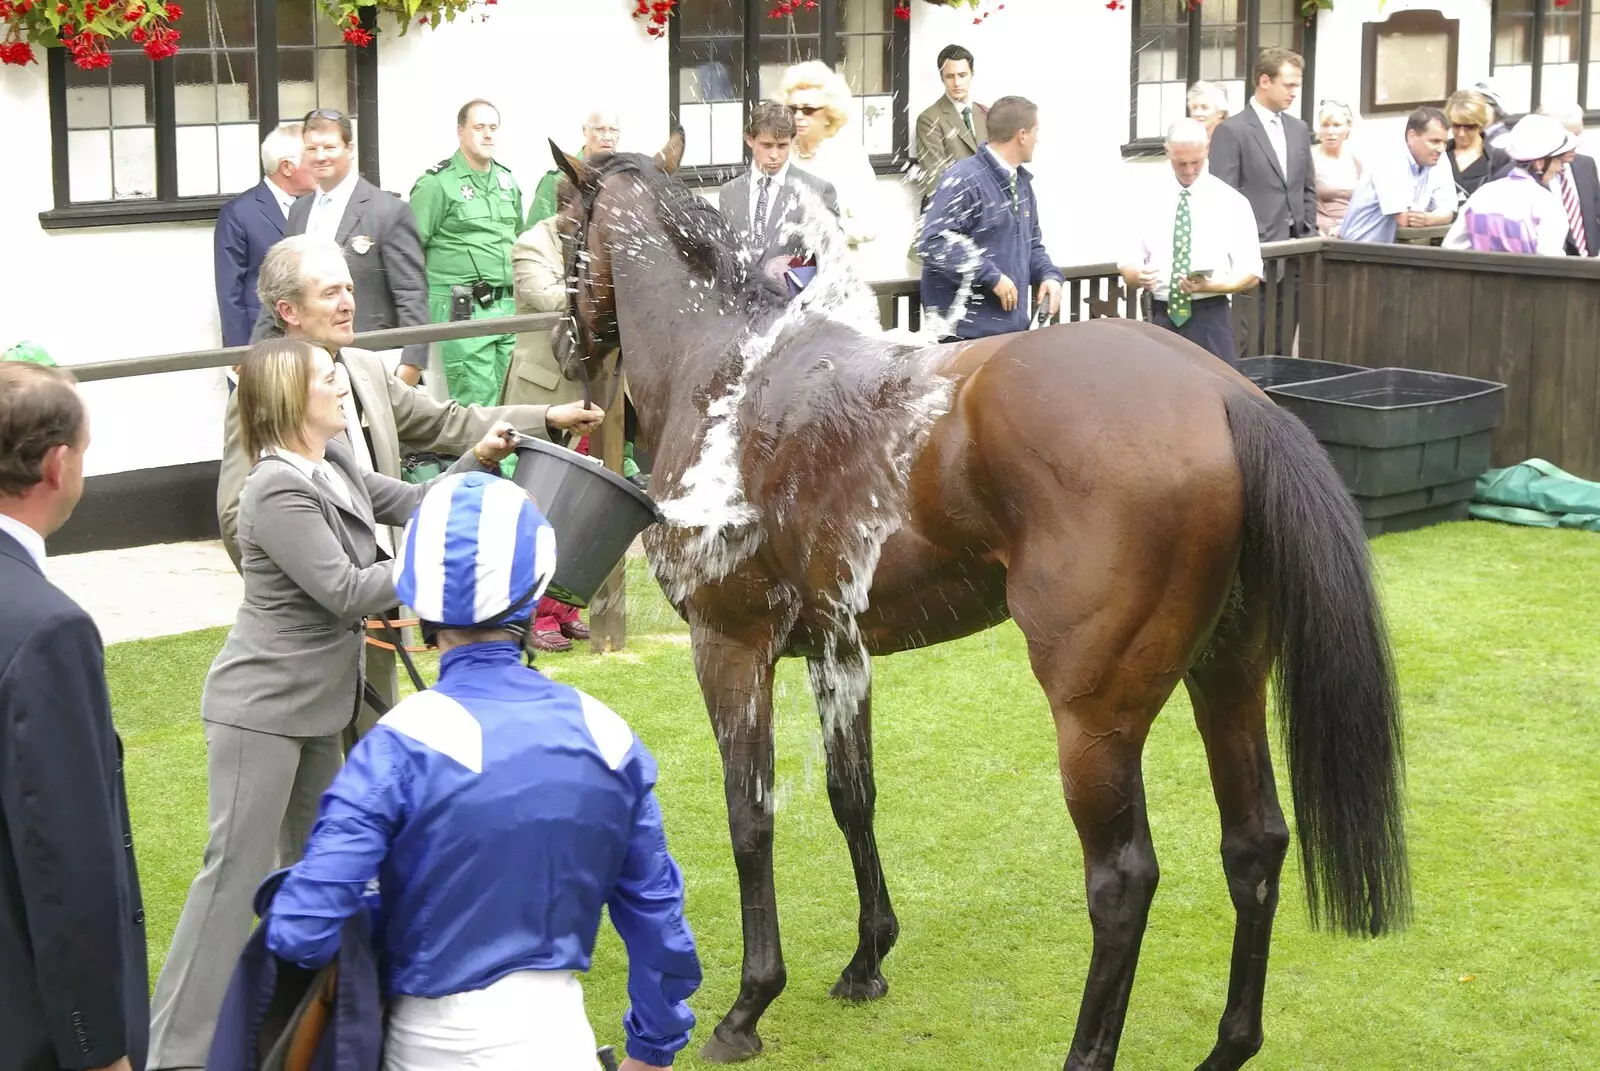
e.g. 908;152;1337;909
920;95;1063;340
262;472;700;1070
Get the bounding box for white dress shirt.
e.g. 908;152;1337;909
265;177;297;219
749;160;791;231
1249;96;1289;178
985;144;1016;183
1125;172;1265;303
0;511;46;571
263;447;355;514
307;167;359;241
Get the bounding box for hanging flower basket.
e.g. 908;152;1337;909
0;0;181;68
316;0;492;47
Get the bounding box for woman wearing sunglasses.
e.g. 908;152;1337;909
1445;89;1512;201
778;61;879;259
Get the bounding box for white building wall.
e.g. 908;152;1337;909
0;0;1521;479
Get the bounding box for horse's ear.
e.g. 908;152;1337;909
550;139;589;188
653;128;686;175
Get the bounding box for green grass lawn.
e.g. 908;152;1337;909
109;521;1600;1069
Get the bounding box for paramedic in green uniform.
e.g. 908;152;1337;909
411;99;523;407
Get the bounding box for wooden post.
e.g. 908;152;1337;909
587;373;628;652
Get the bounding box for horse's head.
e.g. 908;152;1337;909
548;131;686;387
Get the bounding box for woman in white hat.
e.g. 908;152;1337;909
1443;113;1580;255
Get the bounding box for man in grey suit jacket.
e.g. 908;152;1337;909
252;110;432;382
1208;47;1316;242
718;101;841;273
221;237;605;732
914;44;988;204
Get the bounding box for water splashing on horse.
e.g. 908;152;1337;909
551;135;1410;1070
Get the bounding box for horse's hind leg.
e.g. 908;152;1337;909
808;640;899;1001
1184;598;1290;1071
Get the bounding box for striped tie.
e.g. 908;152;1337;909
1561;172;1588;256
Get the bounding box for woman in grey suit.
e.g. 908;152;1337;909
147;338;520;1070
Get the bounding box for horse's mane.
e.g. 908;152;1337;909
588;151;790;319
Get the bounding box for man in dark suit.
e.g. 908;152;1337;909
1540;104;1600;257
718;101;840;275
914;44;988;204
213;122;316;348
253;109;430;383
1210;47;1314;352
1210;47;1315;242
0;361;146;1071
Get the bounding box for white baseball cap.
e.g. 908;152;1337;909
1501;113;1581;162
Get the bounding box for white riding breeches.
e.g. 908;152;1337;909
383;969;602;1070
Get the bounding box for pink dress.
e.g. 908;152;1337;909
1314;149;1363;236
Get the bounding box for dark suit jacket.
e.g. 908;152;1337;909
717;166;841;266
204;870;382;1071
253;176;430;369
215;181;288;347
0;528;147;1071
1566;151;1600;256
1210;105;1317;241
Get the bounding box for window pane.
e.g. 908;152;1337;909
676;0;743;36
757;35;822;98
838;33;891;96
1133;0;1188;139
1494;0;1534;66
839;0;892;32
176;125;219;195
212;0;256;48
278;46;357;120
278;0;316;46
678;39;743;103
175;51;217;124
67;129;113;202
112;126;157;199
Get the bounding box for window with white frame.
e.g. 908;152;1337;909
1489;0;1599;113
45;0;375;227
1129;0;1309;148
669;0;909;175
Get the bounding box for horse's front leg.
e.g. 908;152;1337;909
692;615;786;1063
808;638;898;1001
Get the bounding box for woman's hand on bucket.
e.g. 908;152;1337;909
472;422;521;467
547;401;607;436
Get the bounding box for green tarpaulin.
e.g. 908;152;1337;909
1470;458;1600;532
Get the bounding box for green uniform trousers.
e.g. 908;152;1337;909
429;287;516;408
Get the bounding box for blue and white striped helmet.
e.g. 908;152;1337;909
394;472;557;629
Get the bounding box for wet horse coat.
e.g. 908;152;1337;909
553;141;1409;1071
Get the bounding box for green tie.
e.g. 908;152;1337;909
1169;188;1193;326
1008;172;1018;212
962;105;974;138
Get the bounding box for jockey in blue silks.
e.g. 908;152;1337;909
262;471;701;1070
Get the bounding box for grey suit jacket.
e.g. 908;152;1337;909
204;438;484;738
252;176;431;368
218;345;552;568
1209;106;1317;242
717;166;841;266
914;96;987;201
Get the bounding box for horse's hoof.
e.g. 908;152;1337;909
699;1030;763;1063
830;972;889;1002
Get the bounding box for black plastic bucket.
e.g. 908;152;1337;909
510;436;663;608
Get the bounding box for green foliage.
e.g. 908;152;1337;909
109;522;1599;1068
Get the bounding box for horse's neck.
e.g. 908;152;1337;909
611;243;763;450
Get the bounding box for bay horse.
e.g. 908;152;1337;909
549;136;1409;1071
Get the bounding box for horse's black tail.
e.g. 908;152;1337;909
1224;392;1411;936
